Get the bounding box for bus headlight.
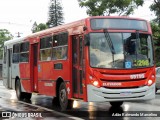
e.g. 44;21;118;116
147;79;153;86
89;75;100;88
93;81;99;86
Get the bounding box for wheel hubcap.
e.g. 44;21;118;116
60;89;66;103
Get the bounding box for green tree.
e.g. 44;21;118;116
37;23;48;31
150;0;160;25
0;29;13;59
31;22;38;33
151;22;160;66
47;0;64;28
31;22;48;33
78;0;144;16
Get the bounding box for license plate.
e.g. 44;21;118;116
120;91;132;96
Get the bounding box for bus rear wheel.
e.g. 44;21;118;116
15;80;32;100
110;101;123;107
59;82;73;111
15;80;25;100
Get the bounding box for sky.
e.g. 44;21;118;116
0;0;156;38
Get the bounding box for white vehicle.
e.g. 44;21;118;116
156;67;160;92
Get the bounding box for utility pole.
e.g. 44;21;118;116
15;32;23;37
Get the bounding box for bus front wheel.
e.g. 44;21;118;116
59;82;73;111
110;101;123;107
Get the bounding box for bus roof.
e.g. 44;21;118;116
4;16;148;46
32;16;147;37
4;36;26;46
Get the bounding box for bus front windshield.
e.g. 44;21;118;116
89;33;154;69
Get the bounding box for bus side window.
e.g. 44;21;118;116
40;36;52;61
61;46;67;60
52;32;68;60
20;42;29;62
52;35;58;60
13;44;20;63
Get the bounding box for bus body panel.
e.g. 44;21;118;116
11;63;20;89
3;37;25;89
36;60;71;96
2;16;155;104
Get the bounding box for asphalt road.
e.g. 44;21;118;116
0;80;160;120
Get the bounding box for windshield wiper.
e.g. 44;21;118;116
103;29;115;54
136;30;140;54
103;29;116;67
135;30;140;67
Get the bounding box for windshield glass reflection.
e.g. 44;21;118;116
89;33;153;69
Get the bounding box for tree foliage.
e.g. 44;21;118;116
31;22;48;33
32;22;38;33
47;0;64;28
78;0;144;16
150;0;160;25
150;0;160;66
0;29;13;59
151;22;160;66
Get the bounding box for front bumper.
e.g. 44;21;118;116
87;83;155;102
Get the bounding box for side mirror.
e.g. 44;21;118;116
84;34;90;46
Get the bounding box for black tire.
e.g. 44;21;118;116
16;80;32;100
15;80;25;100
52;97;60;110
24;92;32;100
53;97;59;104
67;99;74;110
59;82;73;111
110;101;123;107
156;88;158;93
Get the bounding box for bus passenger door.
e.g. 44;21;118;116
72;35;83;98
31;43;38;92
6;49;12;89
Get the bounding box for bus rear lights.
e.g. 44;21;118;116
147;79;153;86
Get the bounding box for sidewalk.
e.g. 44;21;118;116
0;79;3;86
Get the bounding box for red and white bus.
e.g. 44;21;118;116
3;16;155;110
